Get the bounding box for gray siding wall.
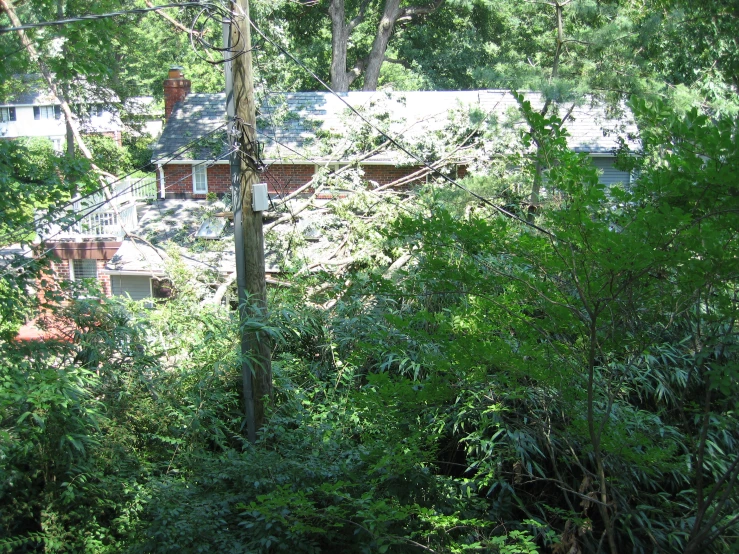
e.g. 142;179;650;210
592;157;630;186
111;275;152;301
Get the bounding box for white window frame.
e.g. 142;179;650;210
34;105;61;120
50;137;64;153
193;164;208;194
0;107;16;122
70;259;98;281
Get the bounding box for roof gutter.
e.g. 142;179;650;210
102;269;166;277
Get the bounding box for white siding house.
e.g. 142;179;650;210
0;87;123;150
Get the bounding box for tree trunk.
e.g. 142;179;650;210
330;0;352;91
362;0;401;91
329;0;444;91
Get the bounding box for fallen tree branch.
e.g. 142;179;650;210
295;231;350;276
144;0;200;35
207;270;237;306
383;252;412;278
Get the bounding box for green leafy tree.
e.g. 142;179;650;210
362;96;739;552
0;137;96;337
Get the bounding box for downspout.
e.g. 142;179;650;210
158;163;165;199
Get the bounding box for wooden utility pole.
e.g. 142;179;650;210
225;0;272;443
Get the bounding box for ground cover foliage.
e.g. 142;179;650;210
1;98;739;554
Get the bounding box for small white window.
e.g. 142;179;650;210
0;107;16;122
34;105;61;120
71;259;98;281
193;164;208;194
51;138;64;153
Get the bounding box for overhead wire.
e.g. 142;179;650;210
3;2;533;287
252;43;302;222
246;41;504;279
248;19;557;239
0;128;235;280
188;3;258;65
0;3;227;34
0;149;236;281
0;123;230;246
254;126;506;282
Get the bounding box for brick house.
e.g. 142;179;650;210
99;71;636;302
152;69;634;200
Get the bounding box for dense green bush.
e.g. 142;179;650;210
2;100;738;553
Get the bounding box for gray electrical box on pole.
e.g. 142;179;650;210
224;0;272;444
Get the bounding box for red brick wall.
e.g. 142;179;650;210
363;165;425;186
52;259;70;281
208;164;231;193
163;162;430;197
98;263;112;297
163;163;230;197
50;259;111;296
261;164;316;194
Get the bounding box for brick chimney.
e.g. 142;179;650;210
163;66;191;121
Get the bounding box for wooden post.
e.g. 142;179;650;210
227;0;272;443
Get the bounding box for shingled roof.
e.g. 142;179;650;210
151;90;636;165
0;76;120;106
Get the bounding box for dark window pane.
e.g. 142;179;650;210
72;259;98;280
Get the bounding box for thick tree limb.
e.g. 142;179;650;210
144;0;200;35
383;252;412;278
329;0;446;90
384;56;412;69
347;0;372;32
398;0;444;19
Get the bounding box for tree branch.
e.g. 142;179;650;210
384;56;412;69
143;0;200;35
347;0;372;32
398;0;445;19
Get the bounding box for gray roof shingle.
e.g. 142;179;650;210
151;90;636;164
0;76;119;106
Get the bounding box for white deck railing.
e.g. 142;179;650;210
116;176;157;200
39;176;154;241
40;181;143;241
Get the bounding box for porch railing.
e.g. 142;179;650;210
39;176;155;241
115;176;157;200
41;189;138;241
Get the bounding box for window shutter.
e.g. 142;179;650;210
9;107;15;121
33;106;40;120
54;105;61;119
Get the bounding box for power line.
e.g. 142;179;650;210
0;146;235;280
249;20;557;240
0;123;229;246
0;3;222;33
253;118;515;282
